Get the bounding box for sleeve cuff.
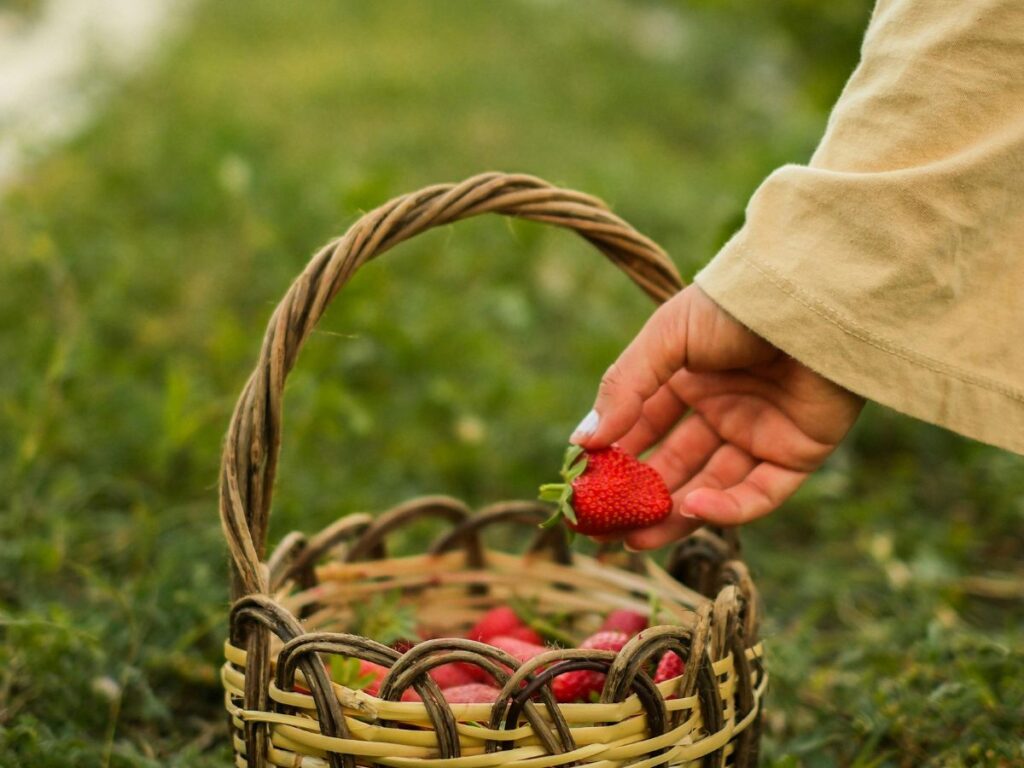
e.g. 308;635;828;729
695;238;1024;455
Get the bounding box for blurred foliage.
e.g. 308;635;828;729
0;0;44;16
1;0;1021;765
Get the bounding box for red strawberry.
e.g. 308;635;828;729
551;631;629;703
467;606;523;642
600;609;648;637
430;663;478;689
505;625;545;645
539;446;671;536
654;651;685;684
488;635;549;665
404;682;502;703
458;631;546;684
454;661;494;684
442;683;502;704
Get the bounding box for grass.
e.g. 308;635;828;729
1;1;1022;765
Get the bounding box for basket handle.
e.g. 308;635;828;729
219;172;685;598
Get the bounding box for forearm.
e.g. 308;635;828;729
696;0;1024;454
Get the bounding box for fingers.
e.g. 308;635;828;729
599;448;806;550
621;515;703;551
571;290;691;447
571;284;779;450
668;370;839;469
616;384;690;457
644;413;721;491
682;461;807;526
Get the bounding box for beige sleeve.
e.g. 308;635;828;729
695;0;1024;455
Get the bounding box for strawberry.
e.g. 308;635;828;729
505;625;545;645
461;606;529;683
538;446;671;536
403;682;501;703
454;661;494;684
487;635;549;665
600;609;648;637
654;651;685;684
430;663;478;689
551;631;628;703
467;606;523;642
442;683;502;704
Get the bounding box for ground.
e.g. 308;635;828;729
0;1;1021;766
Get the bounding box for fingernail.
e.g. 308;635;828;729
623;542;639;553
569;409;599;444
679;494;702;519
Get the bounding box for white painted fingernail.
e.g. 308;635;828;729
679;493;704;519
570;409;599;443
678;498;699;519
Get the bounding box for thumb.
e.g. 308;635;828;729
572;289;692;448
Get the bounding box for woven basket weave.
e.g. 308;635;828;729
219;172;766;768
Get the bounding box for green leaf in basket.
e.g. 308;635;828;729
648;590;662;625
330;656;378;691
353;590;417;647
508;596;577;647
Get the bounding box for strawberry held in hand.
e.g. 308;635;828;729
539;445;671;536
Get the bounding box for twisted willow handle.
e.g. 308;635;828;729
219;172;685;598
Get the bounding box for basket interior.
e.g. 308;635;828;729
222;498;765;768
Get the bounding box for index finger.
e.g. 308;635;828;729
572;290;691;448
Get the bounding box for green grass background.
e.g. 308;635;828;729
1;1;1022;765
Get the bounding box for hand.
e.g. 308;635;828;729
571;284;864;550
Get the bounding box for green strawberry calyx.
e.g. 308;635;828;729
538;444;588;531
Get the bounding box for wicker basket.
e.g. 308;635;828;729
219;172;766;768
